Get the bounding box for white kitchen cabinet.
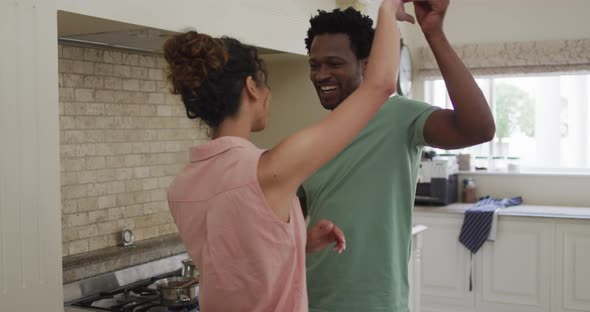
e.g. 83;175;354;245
552;220;590;312
477;217;554;312
1;1;64;311
413;214;475;312
414;210;590;312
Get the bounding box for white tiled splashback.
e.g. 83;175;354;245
58;43;209;256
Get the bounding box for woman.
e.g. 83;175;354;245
165;1;414;310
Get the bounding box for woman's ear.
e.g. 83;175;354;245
245;76;259;101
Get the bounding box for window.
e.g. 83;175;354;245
424;73;590;172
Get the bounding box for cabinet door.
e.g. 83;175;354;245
414;213;475;312
0;1;64;311
476;217;553;312
553;220;590;312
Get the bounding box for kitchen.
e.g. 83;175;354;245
1;0;590;311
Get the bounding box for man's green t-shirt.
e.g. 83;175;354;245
302;96;438;312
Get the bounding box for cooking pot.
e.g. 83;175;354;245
154;276;199;307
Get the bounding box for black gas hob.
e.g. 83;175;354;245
64;254;198;312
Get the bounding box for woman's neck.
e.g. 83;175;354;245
211;116;251;140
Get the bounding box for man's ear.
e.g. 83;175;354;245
245;76;259;101
361;59;369;76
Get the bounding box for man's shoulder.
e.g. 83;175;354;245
371;95;425;119
383;95;430;110
378;95;438;121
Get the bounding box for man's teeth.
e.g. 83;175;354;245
321;86;337;92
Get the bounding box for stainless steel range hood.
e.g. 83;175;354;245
58;11;284;55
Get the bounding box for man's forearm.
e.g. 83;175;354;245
427;33;495;139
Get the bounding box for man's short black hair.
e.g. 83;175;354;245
305;7;375;60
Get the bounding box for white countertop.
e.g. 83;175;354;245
415;203;590;219
411;224;428;236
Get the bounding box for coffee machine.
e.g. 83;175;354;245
415;151;459;205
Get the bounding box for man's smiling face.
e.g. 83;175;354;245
308;33;365;110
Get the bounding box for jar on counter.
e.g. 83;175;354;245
491;156;506;172
474;156;488;171
507;156;521;173
462;178;477;203
457;154;471;171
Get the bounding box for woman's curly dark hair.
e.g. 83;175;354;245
163;31;267;128
305;7;375;60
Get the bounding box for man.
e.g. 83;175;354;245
300;1;495;311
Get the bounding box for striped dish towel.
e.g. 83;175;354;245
458;196;522;291
459;196;523;254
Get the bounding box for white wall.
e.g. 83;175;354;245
460;173;590;207
252;55;329;148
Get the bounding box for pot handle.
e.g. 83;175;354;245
179;294;192;303
177;291;192;303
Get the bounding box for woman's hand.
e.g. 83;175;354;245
382;0;416;24
306;219;346;254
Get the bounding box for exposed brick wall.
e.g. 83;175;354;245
58;44;208;256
